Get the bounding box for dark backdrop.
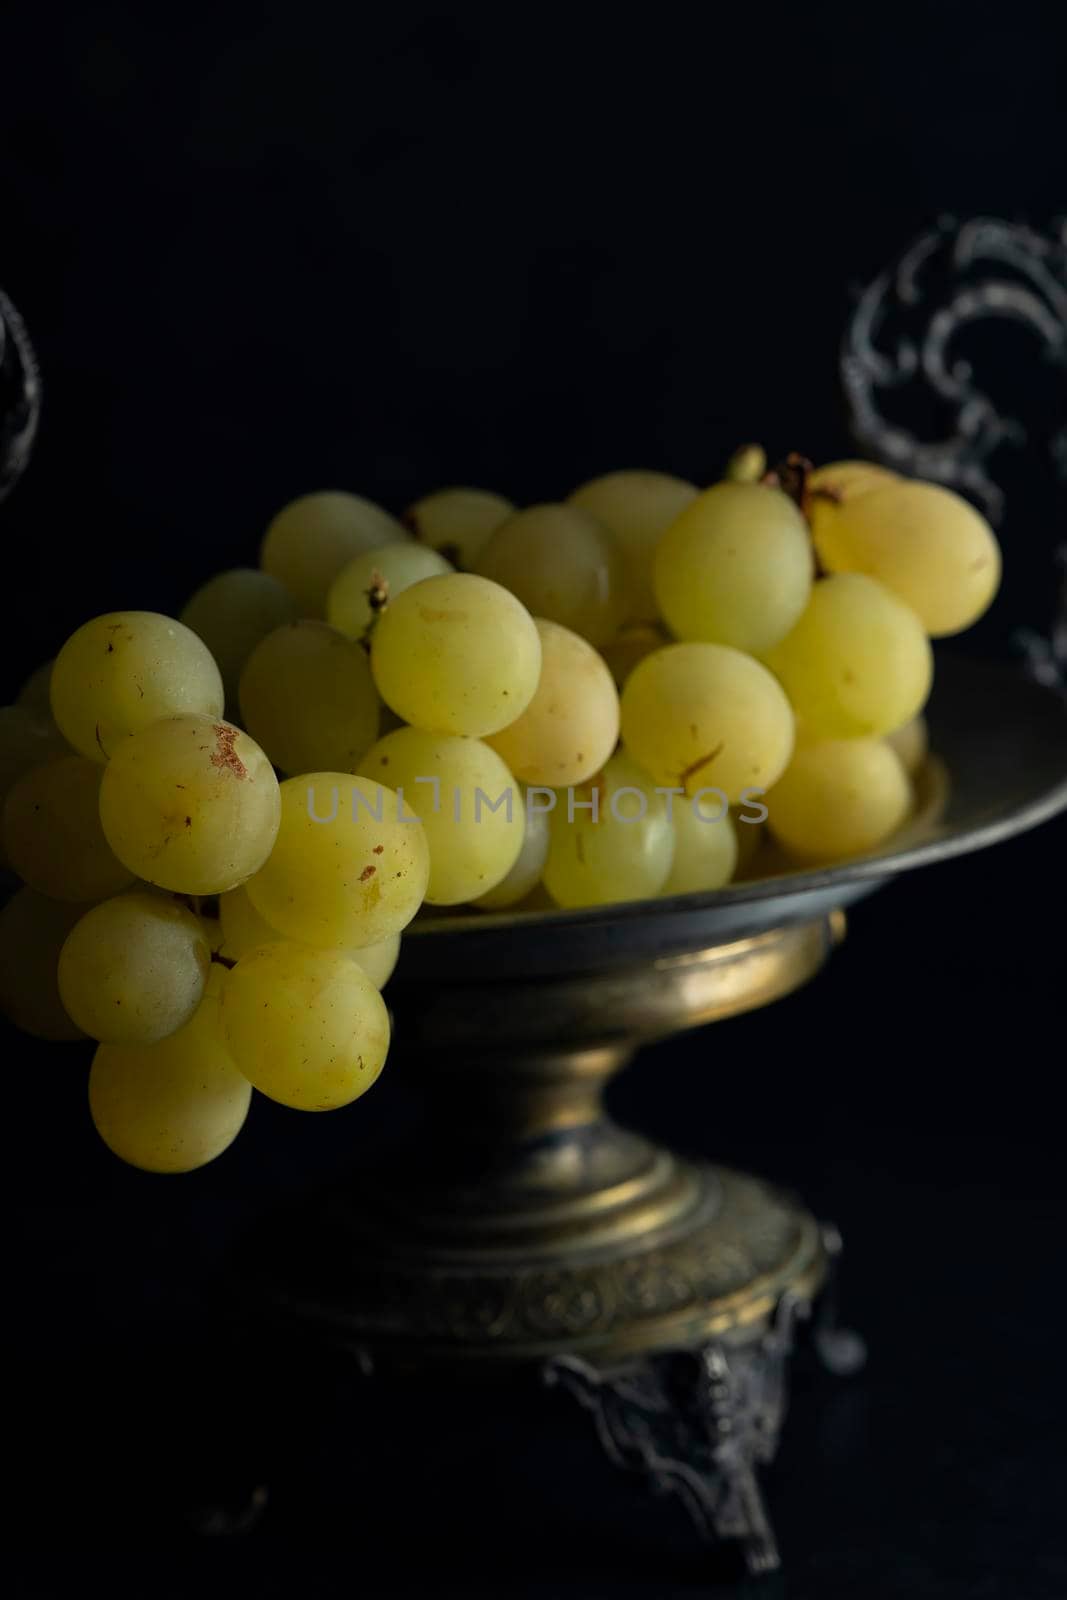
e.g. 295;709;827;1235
3;6;1066;1597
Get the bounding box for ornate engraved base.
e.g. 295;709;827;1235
233;1155;825;1366
227;1157;833;1574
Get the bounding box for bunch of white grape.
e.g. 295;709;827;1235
0;453;1000;1171
0;605;429;1174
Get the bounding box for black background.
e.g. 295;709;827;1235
3;5;1066;1596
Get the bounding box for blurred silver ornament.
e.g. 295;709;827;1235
843;217;1067;689
843;215;1067;525
0;285;42;504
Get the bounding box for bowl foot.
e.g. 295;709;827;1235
544;1295;801;1577
222;1174;853;1576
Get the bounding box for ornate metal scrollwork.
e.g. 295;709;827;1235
0;286;41;504
543;1221;866;1578
544;1294;803;1577
843;216;1067;688
1013;544;1067;691
842;215;1067;524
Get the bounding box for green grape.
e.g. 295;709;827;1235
654;481;813;655
370;572;541;737
4;754;134;901
89;967;252;1172
766;737;912;861
58;891;211;1044
0;888;87;1040
474;503;631;649
17;660;54;716
811;478;1001;636
326;541;453;639
180;568;298;711
567;470;699;622
805;459;898;551
99;715;280;895
0;701;68;784
543;752;674;909
50;611;224;763
661;798;738;896
724;444;767;484
239;620;380;775
808;459;897;496
350;934;400;989
218;883;400;988
260;490;409;615
620;642;795;803
358;727;525;905
472;789;550;910
885;713;928;776
600;623;670;689
218;883;284;959
764;573;932;739
0;703;70;866
404;486;515;570
244;773;429;947
486;619;619;788
220;941;389;1111
509;882;555;912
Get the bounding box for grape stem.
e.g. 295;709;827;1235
762;452;813;510
762;452;829;574
359;570;390;653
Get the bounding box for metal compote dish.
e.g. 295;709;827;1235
230;218;1067;1576
233;653;1067;1574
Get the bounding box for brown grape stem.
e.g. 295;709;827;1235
762;452;831;575
359;571;390;653
762;452;814;510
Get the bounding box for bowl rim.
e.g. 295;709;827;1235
407;652;1067;943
